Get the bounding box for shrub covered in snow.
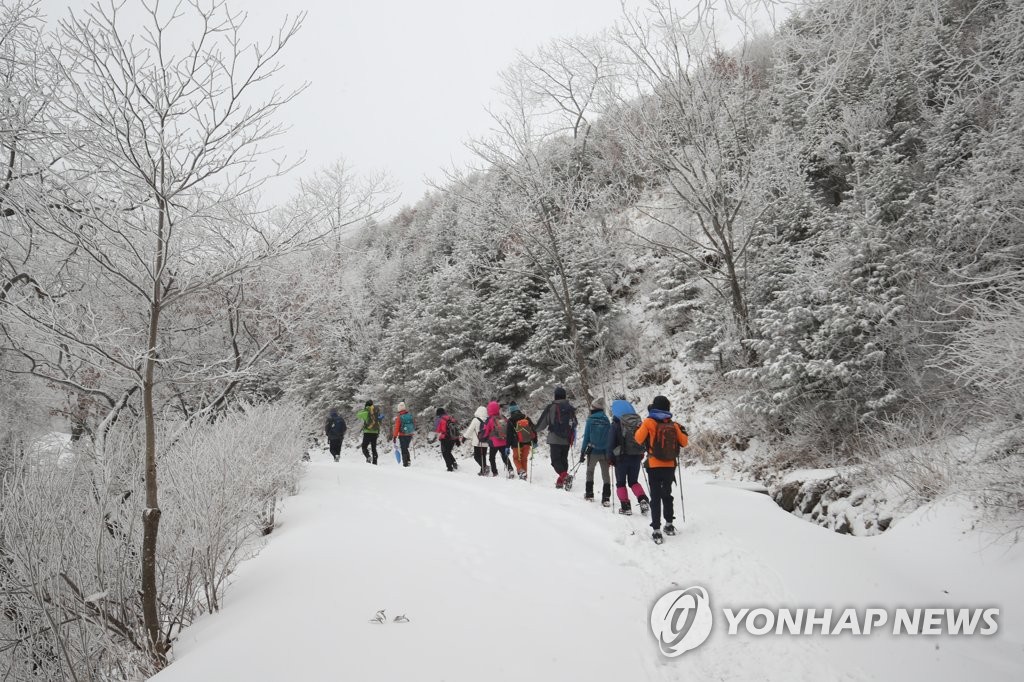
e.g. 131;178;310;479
0;402;308;679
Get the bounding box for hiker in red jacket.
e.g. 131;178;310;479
433;407;462;472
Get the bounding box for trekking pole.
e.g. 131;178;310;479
677;463;686;524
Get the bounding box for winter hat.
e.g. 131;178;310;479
436;407;446;416
591;397;605;411
398;401;407;412
652;395;671;412
508;402;520;414
487;400;501;416
328;408;338;417
554;386;567;400
365;400;373;407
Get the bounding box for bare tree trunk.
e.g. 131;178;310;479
554;251;593;405
141;197;167;666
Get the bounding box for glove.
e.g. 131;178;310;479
579;454;586;464
584;444;594;456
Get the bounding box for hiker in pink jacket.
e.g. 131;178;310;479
481;400;513;478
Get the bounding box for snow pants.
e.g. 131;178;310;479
550;443;570;486
398;435;412;467
473;446;488;473
585;456;611;501
488;445;511;475
647;466;676;530
585;456;610;485
328;437;343;461
614;456;648;503
361;432;379;464
440;439;457;471
512;444;531;474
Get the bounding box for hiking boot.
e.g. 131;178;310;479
664;524;677;536
619;501;633;515
639;498;650;515
584;481;594;500
518;471;527;481
602;499;611;507
652;530;664;545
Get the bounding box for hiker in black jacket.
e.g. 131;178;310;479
324;408;347;462
534;386;578;488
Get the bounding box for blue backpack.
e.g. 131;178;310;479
399;412;415;435
588;415;610;454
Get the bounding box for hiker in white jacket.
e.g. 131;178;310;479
463;405;490;476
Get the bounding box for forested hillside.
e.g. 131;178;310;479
275;0;1024;520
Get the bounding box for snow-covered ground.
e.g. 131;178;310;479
153;444;1024;681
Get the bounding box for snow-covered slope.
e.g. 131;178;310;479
153;446;1024;681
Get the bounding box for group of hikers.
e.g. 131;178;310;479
323;388;689;544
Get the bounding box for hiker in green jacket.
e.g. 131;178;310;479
356;400;383;464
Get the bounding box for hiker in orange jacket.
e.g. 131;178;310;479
634;395;688;544
393;402;415;467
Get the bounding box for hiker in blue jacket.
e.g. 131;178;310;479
579;397;613;506
607;397;651;515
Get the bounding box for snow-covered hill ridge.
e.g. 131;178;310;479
152;447;1024;682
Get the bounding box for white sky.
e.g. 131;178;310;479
272;0;631;208
40;1;782;210
42;0;629;208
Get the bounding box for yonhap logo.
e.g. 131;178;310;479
650;586;714;657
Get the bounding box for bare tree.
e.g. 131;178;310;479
458;35;620;405
293;157;396;234
0;0;340;666
612;0;772;337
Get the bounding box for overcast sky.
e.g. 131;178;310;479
270;0;631;208
40;1;784;210
42;0;632;208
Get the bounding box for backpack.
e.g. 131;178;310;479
588;415;610;453
514;417;536;445
549;402;575;439
488;414;508;443
366;407;380;431
326;417;345;439
618;413;646;456
443;415;461;441
650;420;681;460
399;412;415;435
